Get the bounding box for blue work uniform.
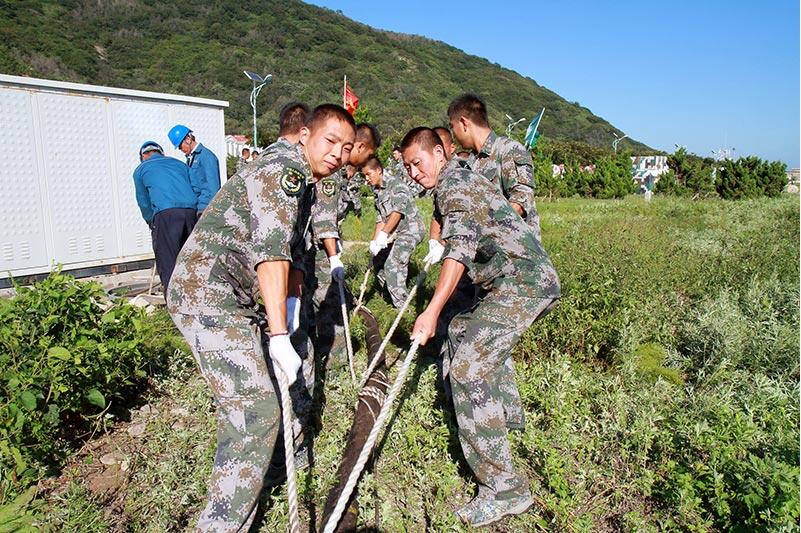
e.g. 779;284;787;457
132;152;198;290
187;143;221;212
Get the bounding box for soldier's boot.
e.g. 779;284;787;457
456;492;535;528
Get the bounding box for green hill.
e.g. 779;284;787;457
0;0;650;151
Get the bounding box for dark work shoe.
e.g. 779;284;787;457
456;493;535;528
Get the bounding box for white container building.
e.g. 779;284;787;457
0;74;228;286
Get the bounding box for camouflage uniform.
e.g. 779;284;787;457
306;169;350;367
337;170;363;221
371;168;425;308
262;136;294;156
166;142;314;532
392;157;428;198
468;131;544;429
434;158;560;502
470;131;541;242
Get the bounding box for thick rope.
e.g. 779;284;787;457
338;280;356;381
322;337;422;533
275;369;301;533
354;267;371;312
358;262;430;388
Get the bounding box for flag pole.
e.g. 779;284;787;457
343;75;347;108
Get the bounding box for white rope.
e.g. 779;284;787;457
322;337;422;533
338;280;356;382
275;369;301;533
358;262;431;388
354;267;371;312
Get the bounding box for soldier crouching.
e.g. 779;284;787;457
401;127;560;528
166;104;356;532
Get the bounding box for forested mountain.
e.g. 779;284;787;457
0;0;650;150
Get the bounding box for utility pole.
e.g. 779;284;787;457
243;70;272;149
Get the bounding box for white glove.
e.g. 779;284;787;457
268;334;301;386
370;231;390;256
423;239;445;265
329;254;345;283
376;230;390;248
368;240;380;256
286;296;301;334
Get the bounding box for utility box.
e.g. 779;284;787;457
0;74;229;285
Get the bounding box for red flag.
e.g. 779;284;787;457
344;80;359;115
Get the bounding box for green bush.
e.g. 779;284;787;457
0;271;180;500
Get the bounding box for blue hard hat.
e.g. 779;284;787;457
139;141;163;161
168;124;191;148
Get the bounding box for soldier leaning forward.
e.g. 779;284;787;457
402;128;560;528
448;93;542;242
363;156;425;308
166;104;356;532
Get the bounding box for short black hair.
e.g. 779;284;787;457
356;123;381;149
279;102;310;136
252;151;259;156
363;157;383;171
242;147;250;154
392;145;401;152
447;93;490;127
433;126;452;145
400;127;444;153
305;104;357;135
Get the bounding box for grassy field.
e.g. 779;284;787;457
39;194;799;531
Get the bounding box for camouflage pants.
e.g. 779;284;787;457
172;312;283;532
439;281;526;429
446;288;555;500
304;246;350;367
337;192;361;222
372;234;420;308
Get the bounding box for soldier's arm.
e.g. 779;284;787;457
372;221;385;241
312;177;340;247
503;143;536;218
413;258;465;345
382;212;403;235
429;216;442;242
246;163;304;328
257;261;290;334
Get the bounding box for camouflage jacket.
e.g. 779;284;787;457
469;131;538;224
372;169;425;241
310;169;342;247
434;158;559;298
262;136;294;156
167;142;314;315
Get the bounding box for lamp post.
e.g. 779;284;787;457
505;113;526;137
612;132;628;154
243;70;272;150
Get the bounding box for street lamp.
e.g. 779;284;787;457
612;132;628;154
505;113;526;136
243;70;272;150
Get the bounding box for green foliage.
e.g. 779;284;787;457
715;156;788;200
225;154;237;178
0;0;652;151
0;271;182;501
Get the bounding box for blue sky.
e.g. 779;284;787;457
307;0;800;167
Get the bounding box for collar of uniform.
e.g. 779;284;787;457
292;142;315;183
435;157;462;190
192;143;203;155
477;131;498;157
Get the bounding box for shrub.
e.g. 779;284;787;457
0;271;179;500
